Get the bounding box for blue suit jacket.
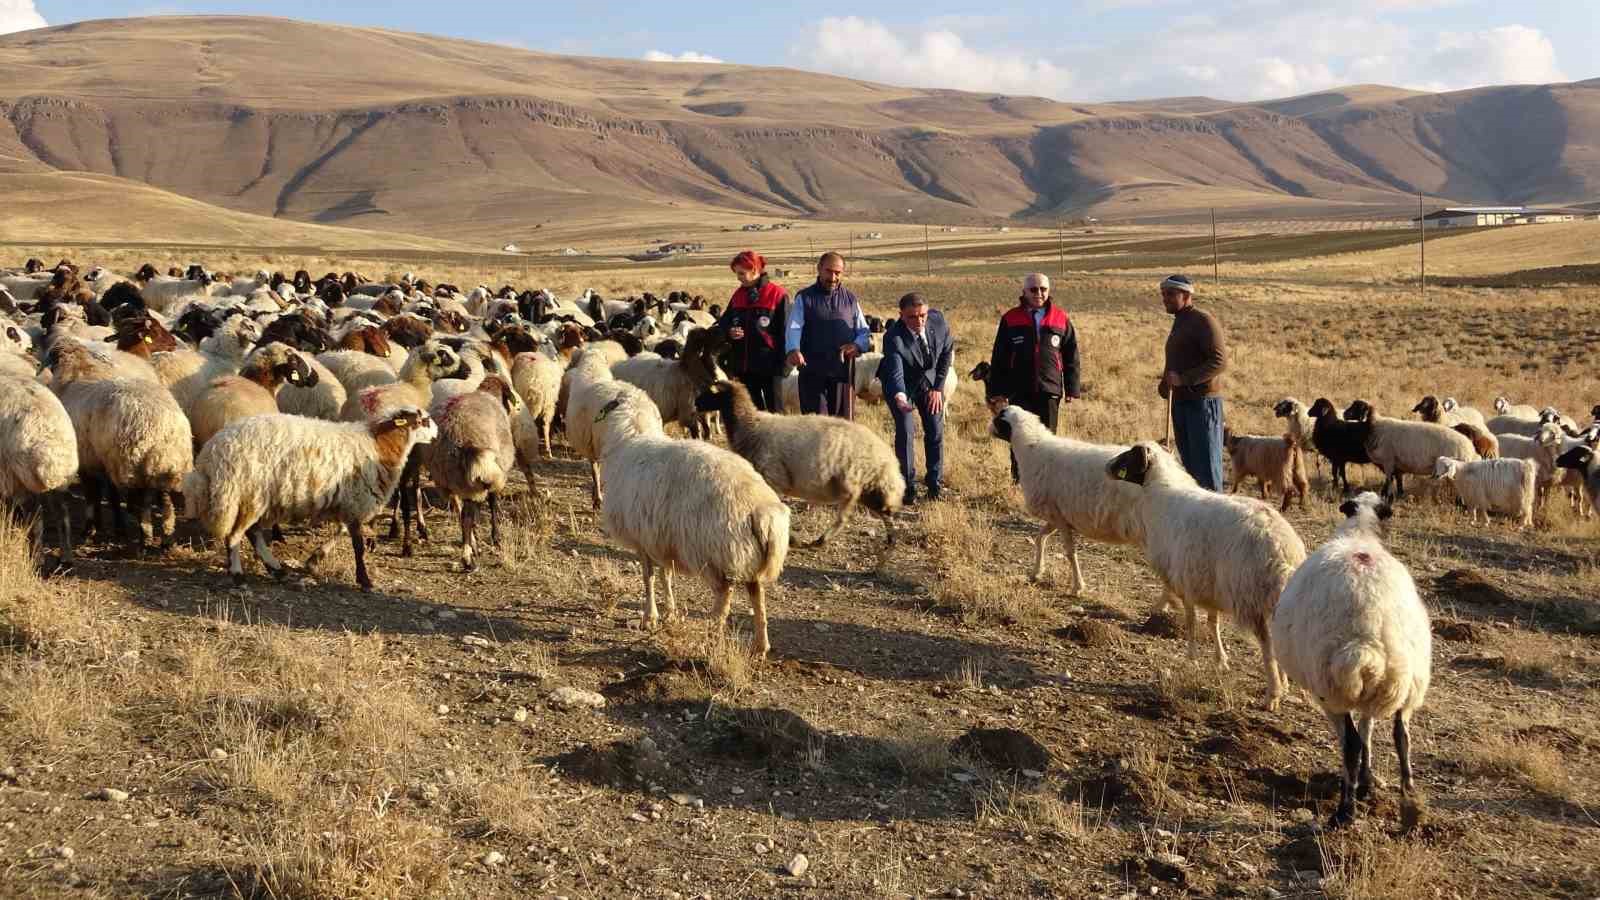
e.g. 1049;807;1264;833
877;310;953;402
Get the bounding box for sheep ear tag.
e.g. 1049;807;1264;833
393;417;409;428
595;398;622;422
144;335;153;343
1114;464;1128;480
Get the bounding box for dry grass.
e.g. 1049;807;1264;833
974;780;1105;838
236;792;453;900
1462;733;1571;798
1318;830;1448;900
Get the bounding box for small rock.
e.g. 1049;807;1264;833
436;705;451;715
1153;828;1176;842
53;846;75;860
668;793;699;807
549;687;606;709
87;788;129;803
511;708;529;723
1156;852;1187;868
785;853;809;878
482;851;506;867
209;748;229;761
729;786;745;795
0;766;18;783
950;772;976;784
1021;769;1044;779
1291;808;1315;824
460;635;492;648
436;610;458;621
629;812;649;823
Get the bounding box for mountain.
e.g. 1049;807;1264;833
0;16;1595;244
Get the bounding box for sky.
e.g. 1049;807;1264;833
15;1;1599;103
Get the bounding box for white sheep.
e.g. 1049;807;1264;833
1342;400;1477;500
1431;456;1537;528
988;404;1162;592
184;401;438;590
189;343;317;448
1107;441;1307;710
1270;492;1430;828
611;329;722;437
0;374;79;564
565;348;663;508
694;380;904;549
1493;397;1540;420
276;353;345;420
510;349;564;464
153;316;262;417
590;391;790;657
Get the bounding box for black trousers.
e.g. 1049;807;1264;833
738;373;783;413
1010;392;1061;481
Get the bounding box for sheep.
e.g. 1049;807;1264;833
564;348;663;508
132;264;214;314
1535;423;1600;517
1270;492;1430;828
1106;441;1307;710
50;342;193;551
590;391;790;656
338;341;467;422
1342;400;1477;500
1431;456;1537;528
153;316;263;417
184;401;438;590
276;353;345;420
1451;423;1499;459
189;343;317;448
694;380;903;549
1540;406;1580;433
987;404;1161;591
612;328;723;438
510;348;564;465
1306;398;1371;495
1411;394;1487;430
1556;444;1600;519
1223;427;1309;511
0;374;78;567
1493;397;1540;420
427;376;519;571
1486;411;1547;438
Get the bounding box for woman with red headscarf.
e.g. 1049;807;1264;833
714;250;790;412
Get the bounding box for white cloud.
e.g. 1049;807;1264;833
0;0;45;35
801;16;1074;99
642;50;725;64
1426;25;1564;87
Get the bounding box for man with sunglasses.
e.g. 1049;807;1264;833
1157;274;1228;491
985;272;1080;482
786;251;871;419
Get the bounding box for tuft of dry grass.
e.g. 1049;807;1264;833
1462;733;1571;797
657;622;755;701
974;780;1104;838
1318;830;1448;900
877;721;954;780
0;659;118;752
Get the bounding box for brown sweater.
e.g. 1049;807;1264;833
1162;306;1227;400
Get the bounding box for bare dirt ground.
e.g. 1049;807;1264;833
3;243;1600;899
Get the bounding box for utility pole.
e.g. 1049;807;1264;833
924;222;931;276
1058;217;1065;281
1210;208;1220;284
1418;194;1427;299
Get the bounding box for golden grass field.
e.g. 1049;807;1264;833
2;222;1599;899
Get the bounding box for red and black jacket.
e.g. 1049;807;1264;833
715;276;789;377
986;301;1080;400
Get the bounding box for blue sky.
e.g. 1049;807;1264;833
17;1;1599;102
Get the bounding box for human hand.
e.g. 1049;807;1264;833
786;350;806;369
987;396;1008;414
894;393;914;414
839;343;860;362
1163;371;1182;388
926;390;943;417
728;326;745;340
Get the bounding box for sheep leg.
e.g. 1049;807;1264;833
399;462;419;557
51;491;73;568
1356;714;1377;800
1330;712;1361;829
709;575;733;635
746;580;769;659
589;462;602;509
1256;624;1282;712
157;491;177;550
639;556;659;627
413;484;431;540
540;417;553;459
880;511;895;550
804;496;858;548
1065;528;1087;596
226;533;247;586
386;492;402;540
127;488;151;557
662;563;677;621
460;500;478;573
1183;601;1199;659
487;493;502;547
1394;711;1416;798
249;527;287;579
1031;524;1055;584
348;520;374;592
1210;611;1230;670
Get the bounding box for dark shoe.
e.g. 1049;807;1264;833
927;487;942;501
902;489;917;507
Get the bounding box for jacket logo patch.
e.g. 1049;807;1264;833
1011;336;1025;344
757;316;770;328
1050;335;1061;347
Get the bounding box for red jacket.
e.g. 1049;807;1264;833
715;277;789;376
986;301;1080;400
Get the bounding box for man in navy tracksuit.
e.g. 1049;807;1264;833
714;250;789;412
785;252;870;419
985;273;1081;481
877;292;953;504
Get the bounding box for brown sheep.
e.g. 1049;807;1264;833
1223;427;1310;512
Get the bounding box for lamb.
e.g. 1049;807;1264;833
1270;492;1430;828
590;391;790;657
695;380;903;549
988;405;1161;591
189;343;317;448
0;374;79;566
184;401;437;590
1223;427;1309;511
1106;441;1307;710
1306;398;1371;495
427;376;519;571
1342;399;1478;500
612;328;722;438
50;342;193;551
1535;423;1600;516
1431;457;1537;528
564;348;663;508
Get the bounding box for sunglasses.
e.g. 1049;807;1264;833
1025;286;1049;294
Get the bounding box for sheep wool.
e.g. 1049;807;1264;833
1271;492;1430;828
1107;442;1306;710
989;405;1159;591
427;376;519;571
0;374;79;561
1432;456;1537;527
1224;428;1309;512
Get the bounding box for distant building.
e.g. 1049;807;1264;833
1415;206;1585;229
502;243;521;253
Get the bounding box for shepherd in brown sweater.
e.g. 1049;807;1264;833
1157;274;1228;489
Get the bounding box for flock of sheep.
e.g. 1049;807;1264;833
0;258;1593;831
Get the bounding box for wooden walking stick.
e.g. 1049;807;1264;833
1163;388;1174;450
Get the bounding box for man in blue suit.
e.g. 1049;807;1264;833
877;292;953;505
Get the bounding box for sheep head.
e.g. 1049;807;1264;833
477;374;522;416
1431;457;1462;480
1411;395;1440;421
1342;399;1375;423
1106;443;1157;486
1307;397;1337;419
1557;445;1595;472
367;406;438;467
1273;397;1304;419
1337;491;1392;527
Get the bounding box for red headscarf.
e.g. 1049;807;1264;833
730;250;765;273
